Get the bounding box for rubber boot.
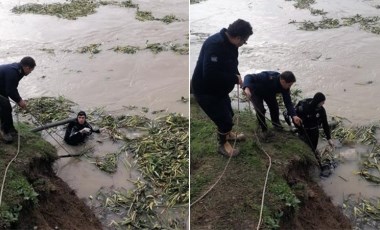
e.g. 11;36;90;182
0;129;13;143
217;132;239;157
226;131;246;142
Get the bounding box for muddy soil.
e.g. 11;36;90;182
282;161;351;230
14;159;102;230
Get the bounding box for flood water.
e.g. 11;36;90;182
191;0;380;215
1;0;188;226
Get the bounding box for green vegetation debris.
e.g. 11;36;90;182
293;0;315;9
135;10;155;21
120;0;138;8
145;42;167;54
111;45;140;54
95;152;119;173
125;114;189;207
11;0;97;20
20;96;75;124
39;48;55;54
161;14;181;24
77;43;102;55
343;195;380;229
291;14;380;35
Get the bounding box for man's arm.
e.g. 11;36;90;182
64;122;75;141
282;91;302;126
4;71;22;104
320;108;331;140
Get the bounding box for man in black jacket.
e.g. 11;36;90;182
0;56;36;143
294;92;334;154
64;111;99;146
192;19;253;157
243;71;302;140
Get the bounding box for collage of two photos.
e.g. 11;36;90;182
1;0;380;229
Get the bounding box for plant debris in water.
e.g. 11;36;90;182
290;14;380;35
111;45;140;54
20;96;75;124
12;0;97;20
110;41;188;55
95;152;119;173
125;114;189;207
77;43;102;55
343;194;380;229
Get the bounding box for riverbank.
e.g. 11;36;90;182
190;98;351;229
0;123;102;229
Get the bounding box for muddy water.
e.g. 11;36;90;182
191;0;380;209
1;0;188;207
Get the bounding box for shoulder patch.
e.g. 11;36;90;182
210;56;218;62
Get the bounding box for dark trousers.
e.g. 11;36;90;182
0;95;15;133
297;125;319;152
251;93;281;131
194;94;234;133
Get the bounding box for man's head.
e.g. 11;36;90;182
312;92;326;107
279;71;296;90
226;19;253;47
77;111;87;125
20;56;36;76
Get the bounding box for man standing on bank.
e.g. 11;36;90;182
0;56;36;143
192;19;253;157
243;71;302;140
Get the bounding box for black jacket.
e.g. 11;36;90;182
192;28;239;96
0;63;25;103
64;120;93;144
243;71;296;116
296;98;331;140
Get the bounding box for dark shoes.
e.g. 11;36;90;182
0;129;13;143
218;142;239;157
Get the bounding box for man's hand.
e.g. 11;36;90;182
237;74;242;86
80;128;91;133
18;99;27;109
292;116;302;126
244;88;252;98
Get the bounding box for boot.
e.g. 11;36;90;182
217;132;239;157
226;131;246;141
0;129;13;143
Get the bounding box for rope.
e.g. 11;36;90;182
190;85;241;207
246;100;273;230
0;112;21;207
28;110;74;156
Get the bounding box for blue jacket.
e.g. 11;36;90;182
243;71;296;116
0;63;25;103
192;28;240;96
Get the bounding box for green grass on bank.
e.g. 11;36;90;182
190;97;316;229
0;123;56;228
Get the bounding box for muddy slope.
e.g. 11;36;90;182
14;158;102;230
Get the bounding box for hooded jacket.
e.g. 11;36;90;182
0;63;25;103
